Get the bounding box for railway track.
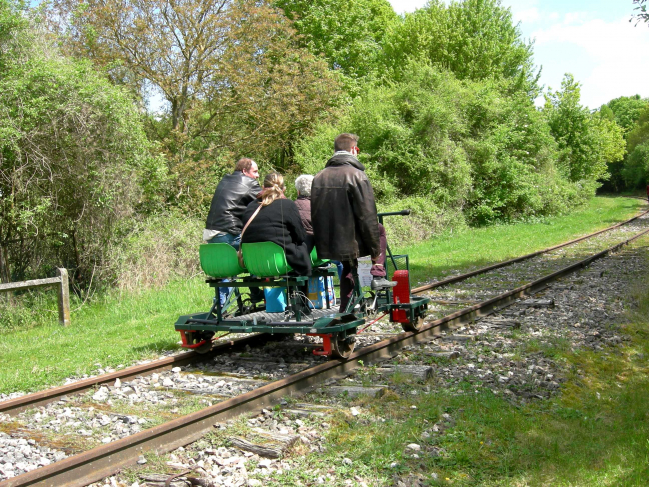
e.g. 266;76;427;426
1;208;648;486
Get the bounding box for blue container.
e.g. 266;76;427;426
264;287;287;312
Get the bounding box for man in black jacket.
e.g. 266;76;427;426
204;158;261;305
311;134;395;313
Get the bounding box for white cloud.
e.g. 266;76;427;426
513;7;540;24
533;17;649;107
387;0;427;15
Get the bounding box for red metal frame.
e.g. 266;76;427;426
179;330;208;349
307;333;333;356
391;270;410;323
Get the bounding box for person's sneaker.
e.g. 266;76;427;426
371;277;398;290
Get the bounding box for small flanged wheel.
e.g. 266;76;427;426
401;313;425;333
331;333;356;360
188;331;213;354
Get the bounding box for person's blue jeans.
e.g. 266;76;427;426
330;260;344;280
207;233;241;306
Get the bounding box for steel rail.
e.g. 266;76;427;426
4;224;649;487
3;206;646;416
411;208;649;294
0;334;267;416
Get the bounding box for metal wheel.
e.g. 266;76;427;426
331;333;356;360
187;331;213;354
401;314;425;333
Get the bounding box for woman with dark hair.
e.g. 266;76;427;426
241;172;312;276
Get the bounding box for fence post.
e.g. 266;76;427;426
57;268;71;326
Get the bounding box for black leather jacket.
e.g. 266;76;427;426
311;153;381;261
205;171;262;235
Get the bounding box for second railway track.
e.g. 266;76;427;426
1;207;649;486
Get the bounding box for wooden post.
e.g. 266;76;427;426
57;268;71;326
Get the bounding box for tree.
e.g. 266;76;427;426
626;105;649;153
0;5;165;284
46;0;341;209
603;95;649;134
544;74;624;185
382;0;537;91
631;0;648;25
272;0;398;88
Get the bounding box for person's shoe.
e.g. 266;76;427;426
371;277;398;290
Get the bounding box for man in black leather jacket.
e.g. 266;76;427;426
312;134;395;313
204;158;261;305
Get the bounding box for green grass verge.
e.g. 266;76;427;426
0;279;213;393
257;244;649;486
0;196;644;394
400;196;644;285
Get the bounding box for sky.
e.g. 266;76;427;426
387;0;649;109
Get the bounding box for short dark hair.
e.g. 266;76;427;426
235;158;254;173
334;133;359;152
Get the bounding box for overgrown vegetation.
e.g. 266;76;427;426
253;241;649;486
0;0;643;294
0;196;642;394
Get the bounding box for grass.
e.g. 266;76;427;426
0;279;213;393
254;248;649;486
0;196;645;395
399;196;645;285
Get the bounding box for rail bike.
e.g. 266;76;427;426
174;210;431;359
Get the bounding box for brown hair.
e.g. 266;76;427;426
334;133;359;152
235;158;254;173
260;172;286;206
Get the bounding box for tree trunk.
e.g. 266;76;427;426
0;244;10;284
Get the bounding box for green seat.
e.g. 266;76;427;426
241;242;292;277
199;243;246;278
310;247;329;267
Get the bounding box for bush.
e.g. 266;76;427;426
293;62;586;237
622;142;649;189
105;213;203;292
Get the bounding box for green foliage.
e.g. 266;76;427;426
626;105;649;154
273;0;398;90
544;74;624;186
621;142;649;189
383;0;537;90
0;11;166;283
296;63;588;228
603;94;649;134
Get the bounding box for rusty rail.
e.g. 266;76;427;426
0;334;268;417
3;222;649;487
412;208;649;294
0;268;70;326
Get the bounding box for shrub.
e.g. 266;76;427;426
105;213;203;292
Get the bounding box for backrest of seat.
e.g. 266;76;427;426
310;246;329;267
199;243;246;278
242;242;291;277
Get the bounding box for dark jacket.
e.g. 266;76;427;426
241;198;312;276
205;171;262;235
294;196;313;235
311;153;381;261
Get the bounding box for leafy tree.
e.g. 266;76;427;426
544;74;624;185
295;63;584;232
382;0;537;90
603;95;649;134
0;5;166;285
631;0;648;25
46;0;341;209
621;142;649;188
273;0;398;88
626;105;649;153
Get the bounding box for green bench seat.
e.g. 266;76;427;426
201;242;332;280
199;243;246;278
241;242;293;277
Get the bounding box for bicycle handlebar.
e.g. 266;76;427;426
377;209;411;218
